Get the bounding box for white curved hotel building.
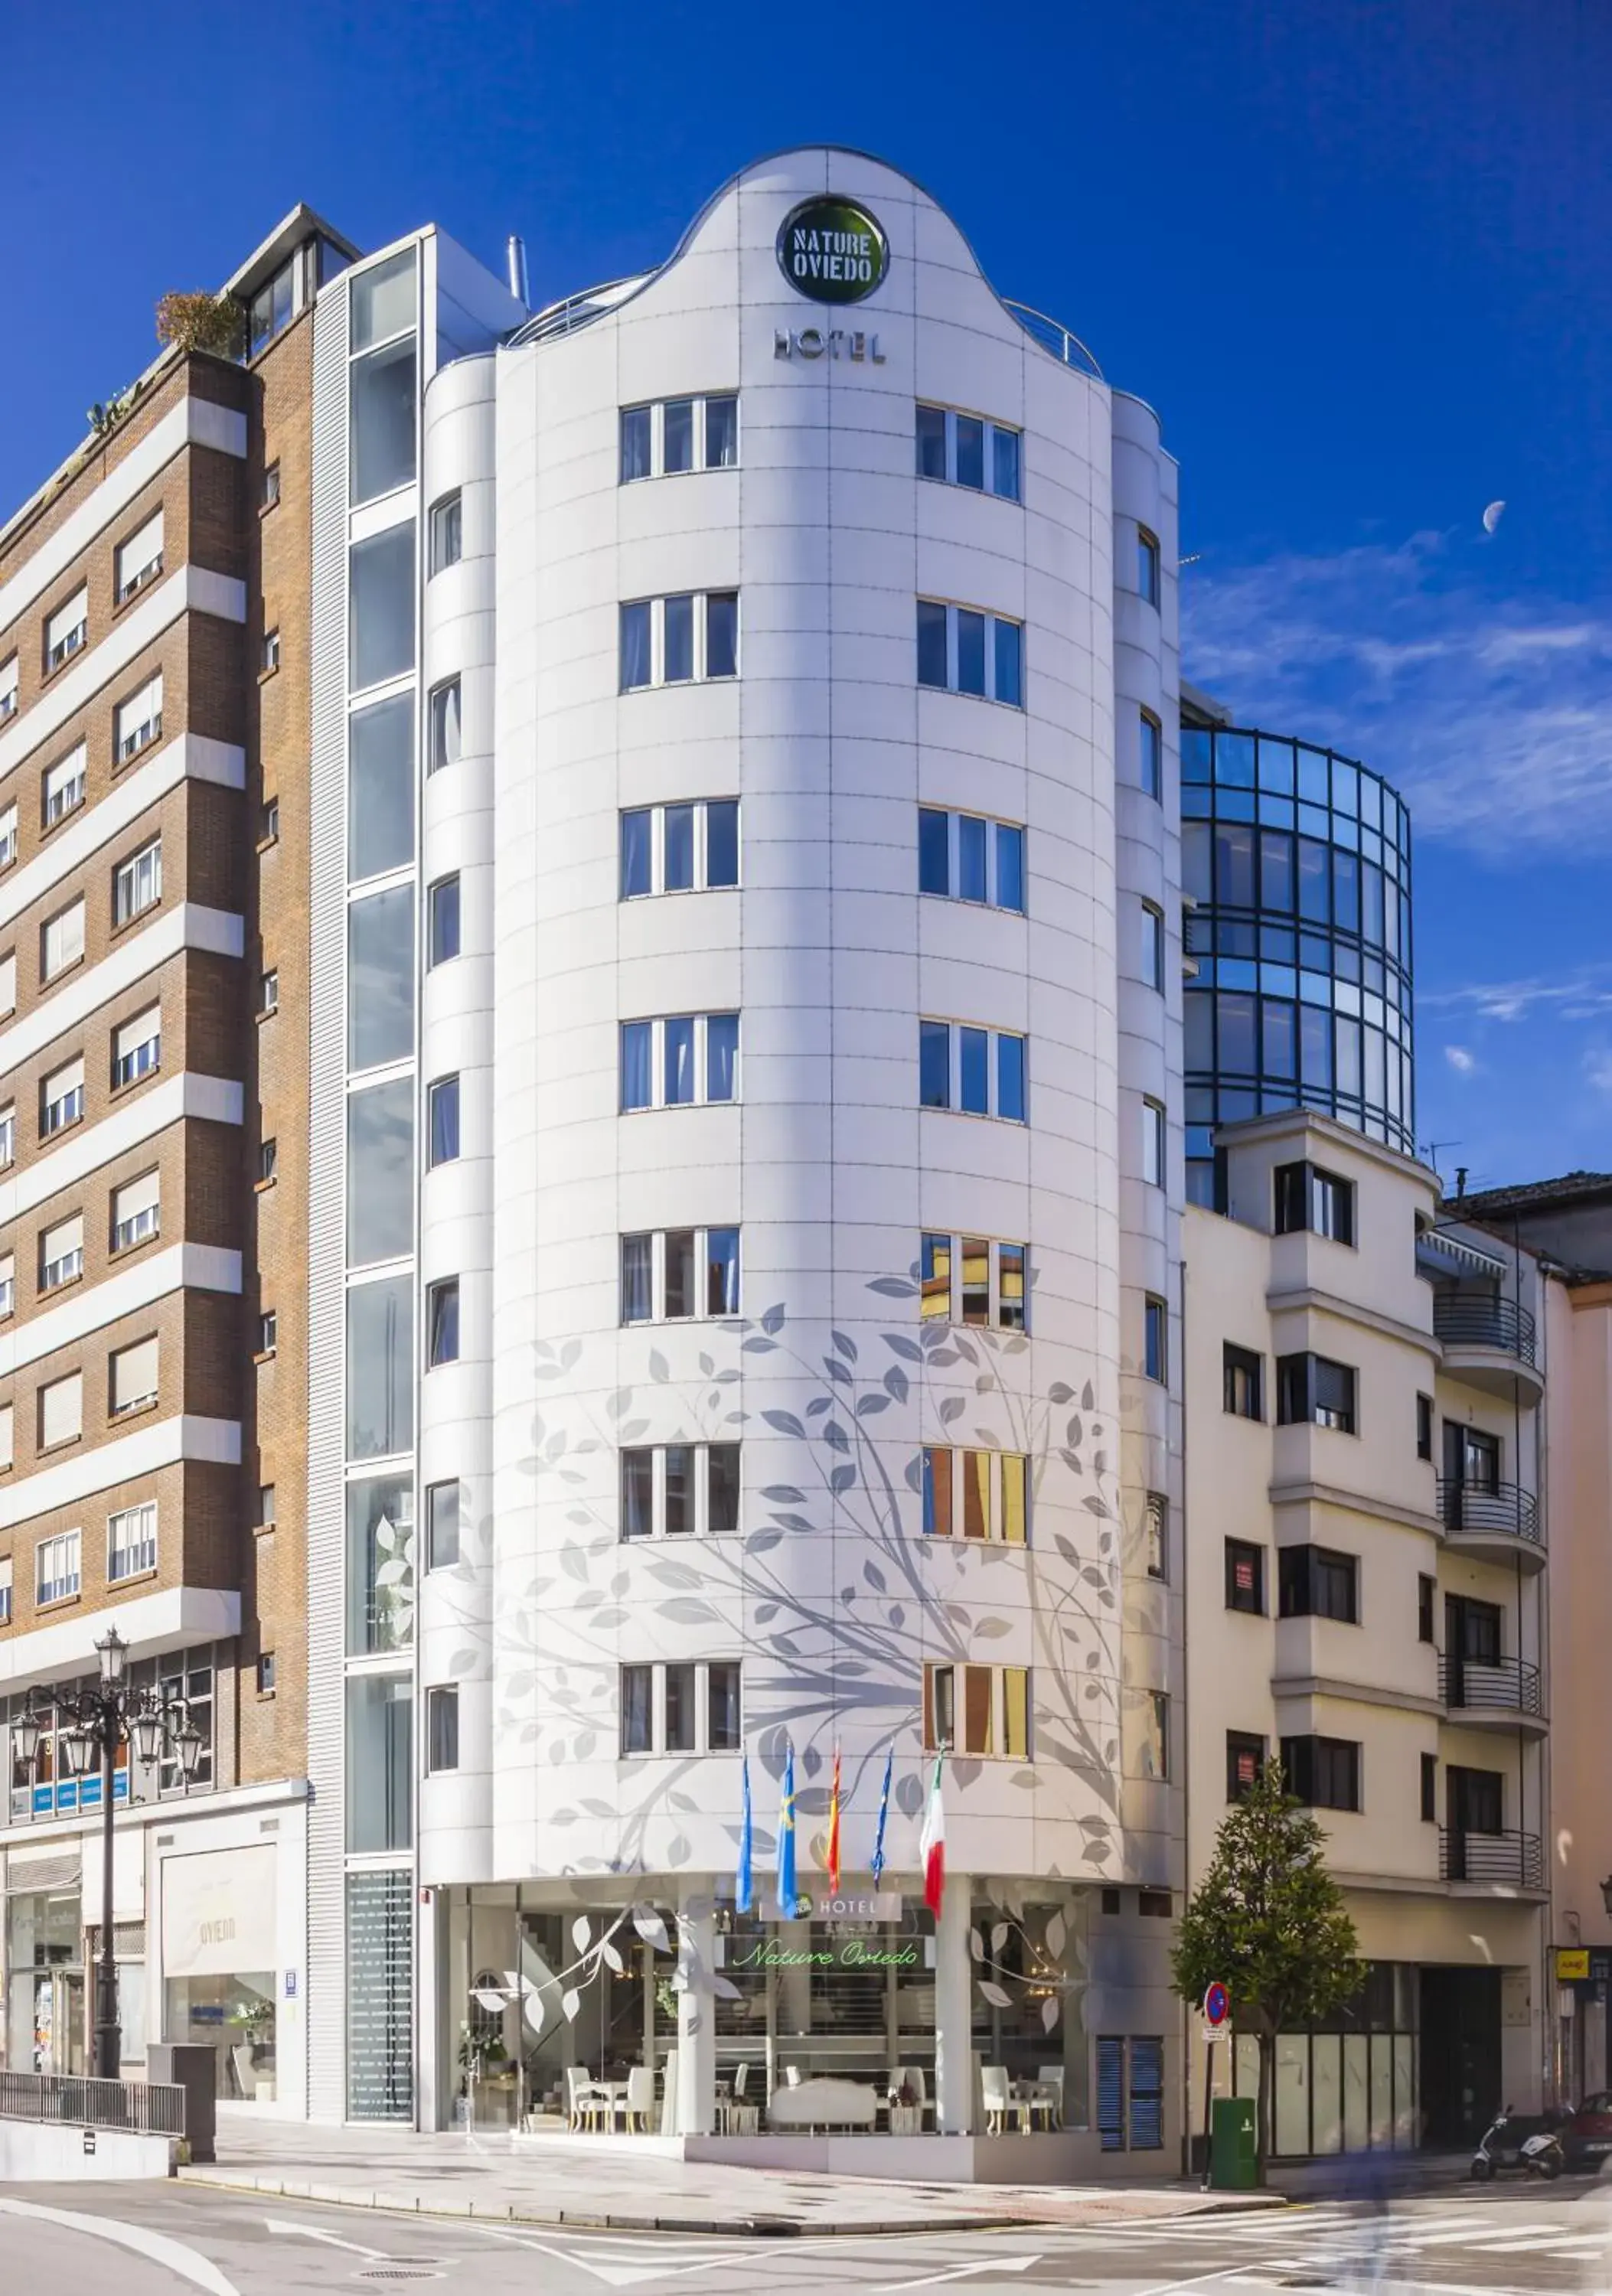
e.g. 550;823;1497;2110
292;146;1188;2161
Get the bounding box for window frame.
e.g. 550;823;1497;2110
918;1232;1028;1332
426;1276;461;1368
1222;1343;1264;1422
427;677;462;773
922;1661;1030;1759
106;1499;158;1582
427;873;462;967
426;1074;461;1168
1281;1732;1361;1812
1278;1542;1360;1625
1138;707;1163;800
915;806;1027;913
43;743;88;827
619;1013;740;1113
619;1442;742;1540
1140;899;1165;991
113;837;162;927
1274;1160;1356;1246
35;1528;82;1606
919;1444;1030;1544
618;394;741;483
618;797;740;899
915;598;1025;707
917;1019;1029;1123
618;1658;744;1755
1226;1730;1267;1802
1141;1096;1166;1186
1276;1350;1357;1434
913;403;1023;501
1143;1293;1167;1384
1137;527;1162;608
619;1226;741;1326
428;491;463;576
426;1684;460;1772
1225;1538;1266;1615
618;592;741;690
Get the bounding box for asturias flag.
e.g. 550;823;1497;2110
736;1751;754;1916
919;1749;946;1916
826;1744;842;1896
776;1743;798;1918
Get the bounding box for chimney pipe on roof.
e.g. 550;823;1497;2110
506;235;530;309
1456;1165;1468;1199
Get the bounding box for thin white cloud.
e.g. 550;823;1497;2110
1444;1045;1477;1075
1584;1047;1612;1096
1183;533;1612;856
1419;970;1612;1023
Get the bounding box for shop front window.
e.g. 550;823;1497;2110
969;1888;1090;2128
165;1972;276;2101
5;1892;82;2073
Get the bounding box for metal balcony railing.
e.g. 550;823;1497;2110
0;2069;185;2135
1433;1294;1538;1368
1439;1828;1544;1888
1003;302;1105;380
1438;1653;1544;1717
1436;1479;1542;1544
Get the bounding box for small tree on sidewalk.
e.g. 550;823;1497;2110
1172;1761;1362;2171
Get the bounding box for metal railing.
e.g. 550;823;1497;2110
1433;1294;1538;1368
1436;1479;1542;1544
0;2068;185;2135
1438;1653;1544;1717
1003;301;1105;380
1440;1828;1544;1888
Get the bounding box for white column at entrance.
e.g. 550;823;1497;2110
935;1875;974;2134
676;1887;716;2136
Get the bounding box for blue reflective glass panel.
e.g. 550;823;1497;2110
919;1021;951;1108
997;1033;1026;1123
960;1027;990;1114
996;823;1025;913
919;807;951;895
958;815;987;902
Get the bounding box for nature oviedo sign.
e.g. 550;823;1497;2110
777;195;889;305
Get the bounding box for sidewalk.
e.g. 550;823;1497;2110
181;2120;1290;2236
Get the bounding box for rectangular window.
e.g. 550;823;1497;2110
112;1169;161;1253
0;804;16;869
1222;1343;1263;1420
620;1013;739;1110
1277;1352;1357;1433
428;491;462;575
41;897;85;980
1418;1572;1436;1643
426;1277;460;1367
40;1212;83;1290
1127;1689;1169;1780
115;673;164;764
113;838;162;925
620;1443;741;1538
915;807;1026;911
1278;1544;1359;1624
1138;708;1162;799
36;1529;81;1606
619;592;739;688
113;1006;162;1087
116;510;165;602
918;1020;1027;1121
1144;1294;1167;1384
1416;1393;1433;1461
39;1371;83;1450
41;1054;85;1137
346;882;413;1070
346;1076;413;1267
0;657;16;722
262;461;281;510
0;953;12;1018
348;692;414;882
1420;1750;1437;1823
257;1650;277;1694
619;1661;742;1753
1281;1733;1361;1812
44;743;87;824
262;628;281;673
913;403;1023;498
428;678;462;772
1137;527;1161;607
1274;1161;1356;1244
619;1227;739;1323
427;1075;460;1167
921;1447;1030;1544
345;1674;413;1852
1140;900;1164;990
619;395;740;480
352;249;416;351
0;1556;9;1621
259;969;280;1016
1144;1491;1167;1581
0;1253;12;1316
349;524;415;691
618;797;739;895
1141;1097;1165;1186
346;1272;413;1460
108;1501;157;1580
426;1686;459;1773
922;1662;1028;1756
407;1483;455;1580
1225;1538;1265;1614
45;589;88;670
256;1483;276;1528
350;337;417;505
1227;1731;1266;1801
259;1309;278;1355
915;598;1025;705
428;873;462;967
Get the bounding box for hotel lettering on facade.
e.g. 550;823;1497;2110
0;147;1556;2161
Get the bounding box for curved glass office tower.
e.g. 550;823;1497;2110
1180;718;1414;1205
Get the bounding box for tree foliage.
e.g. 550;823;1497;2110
155;292;245;360
1173;1763;1362;2158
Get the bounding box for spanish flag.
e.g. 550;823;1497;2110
827;1744;842;1895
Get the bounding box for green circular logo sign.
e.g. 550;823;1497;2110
777;196;889;305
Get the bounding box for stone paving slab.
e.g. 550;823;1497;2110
182;2121;1287;2236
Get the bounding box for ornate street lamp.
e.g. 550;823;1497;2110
14;1641;201;2079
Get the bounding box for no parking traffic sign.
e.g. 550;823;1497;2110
1202;1980;1231;2037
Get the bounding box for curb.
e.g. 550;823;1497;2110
178;2167;1290;2238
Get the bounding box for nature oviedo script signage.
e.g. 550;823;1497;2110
731;1936;922;1971
777;196;889;305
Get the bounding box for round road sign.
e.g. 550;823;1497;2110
1202;1981;1231;2028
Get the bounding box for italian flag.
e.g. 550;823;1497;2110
920;1750;946;1915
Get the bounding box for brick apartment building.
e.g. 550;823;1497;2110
0;210;357;2112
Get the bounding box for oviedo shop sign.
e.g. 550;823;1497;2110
776;195;889;305
732;1936;922;1971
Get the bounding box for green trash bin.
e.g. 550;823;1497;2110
1209;2094;1258;2189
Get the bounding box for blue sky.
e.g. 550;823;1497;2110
8;1;1607;1190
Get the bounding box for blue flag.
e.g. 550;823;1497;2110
776;1743;798;1918
870;1746;893;1887
736;1752;754;1916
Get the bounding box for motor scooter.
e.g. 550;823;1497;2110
1470;2106;1564;2180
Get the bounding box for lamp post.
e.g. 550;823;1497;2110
11;1628;202;2079
1601;1877;1612;1921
